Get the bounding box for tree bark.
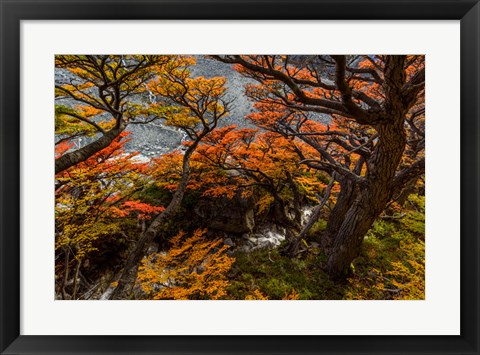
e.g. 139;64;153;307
325;115;407;278
318;56;414;279
283;174;335;256
109;143;198;300
286;172;303;226
55;123;126;174
320;177;357;253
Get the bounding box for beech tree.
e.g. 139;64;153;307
55;55;177;173
55;132;162;299
110;61;231;299
195;126;328;230
213;55;425;278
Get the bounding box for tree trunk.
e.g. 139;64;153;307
109;144;197;300
320;177;357;253
320;56;413;279
393;179;417;207
272;198;295;228
55;123;126;174
286;172;303;226
324;118;407;279
283;174;335;257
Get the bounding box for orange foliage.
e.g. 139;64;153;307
55;133;162;259
137;229;235;300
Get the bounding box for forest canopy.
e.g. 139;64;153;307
55;55;425;300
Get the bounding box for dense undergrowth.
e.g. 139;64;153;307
224;194;425;300
132;194;425;300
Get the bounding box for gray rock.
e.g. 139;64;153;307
55;56;255;158
224;238;235;247
194;190;255;234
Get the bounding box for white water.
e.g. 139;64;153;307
301;206;315;226
241;225;286;252
240;205;315;252
145;86;157;104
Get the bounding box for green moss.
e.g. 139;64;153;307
226;249;343;300
346;195;425;300
308;219;328;238
227;194;425;300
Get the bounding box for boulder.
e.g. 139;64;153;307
223;238;235;247
194;191;255;234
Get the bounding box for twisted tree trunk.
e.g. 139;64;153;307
324;113;407;278
110;143;198;300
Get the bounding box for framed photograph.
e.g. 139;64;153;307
1;0;479;354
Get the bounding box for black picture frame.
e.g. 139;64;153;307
1;1;479;354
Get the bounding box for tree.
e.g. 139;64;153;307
55;132;162;299
213;55;425;278
55;55;178;173
195;126;328;231
110;59;232;299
